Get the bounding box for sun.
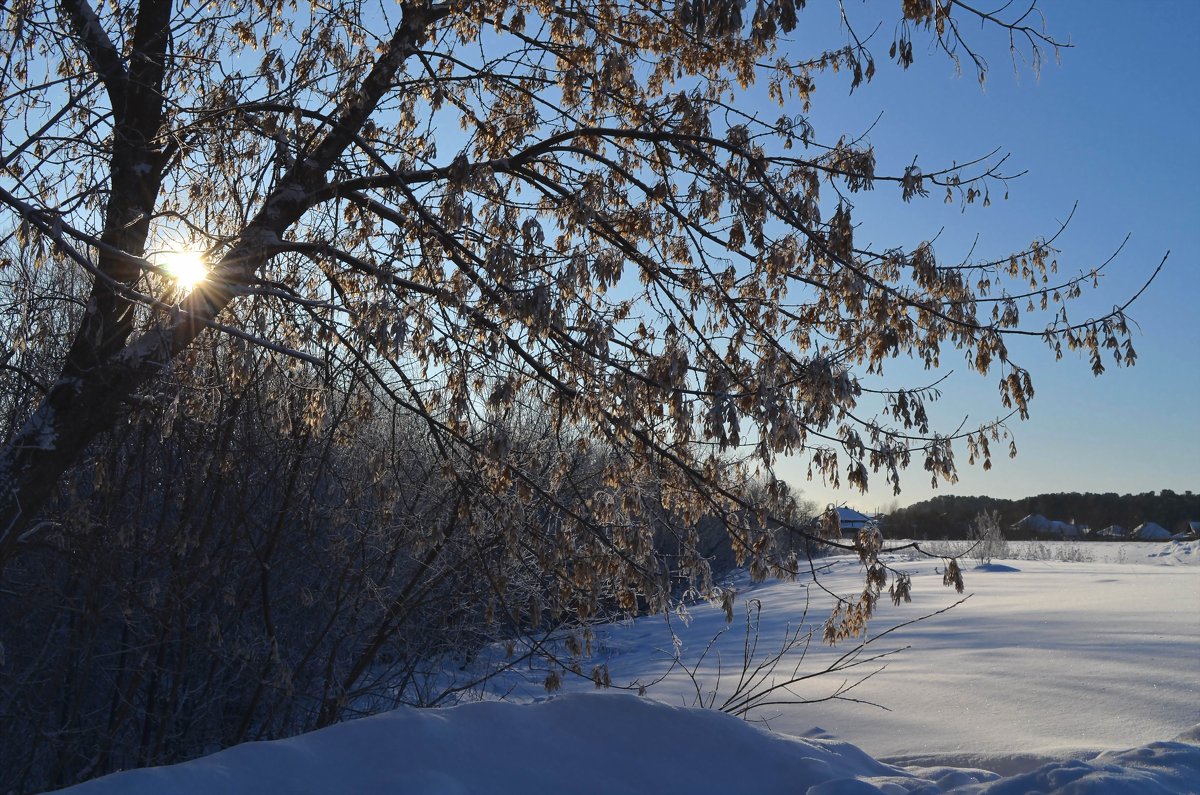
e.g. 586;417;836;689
161;250;208;291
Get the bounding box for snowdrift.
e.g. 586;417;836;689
49;695;1199;794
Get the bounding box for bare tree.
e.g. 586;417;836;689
0;338;616;789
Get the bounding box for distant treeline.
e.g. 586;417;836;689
885;490;1200;539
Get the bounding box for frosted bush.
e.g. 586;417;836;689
969;510;1009;565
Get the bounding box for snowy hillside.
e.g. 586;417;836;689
50;540;1200;794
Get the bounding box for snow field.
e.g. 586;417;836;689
49;540;1200;794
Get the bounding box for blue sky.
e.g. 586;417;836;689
771;1;1200;510
292;3;1197;512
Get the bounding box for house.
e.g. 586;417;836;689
1132;522;1171;540
1013;513;1082;538
836;507;873;538
1094;524;1128;540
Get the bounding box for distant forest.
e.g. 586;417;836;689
885;490;1199;539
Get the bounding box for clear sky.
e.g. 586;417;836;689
772;1;1200;511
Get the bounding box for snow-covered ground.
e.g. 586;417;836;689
50;540;1200;794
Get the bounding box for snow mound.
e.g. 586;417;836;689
47;695;1200;795
49;694;914;795
950;725;1200;794
1146;538;1200;564
973;562;1021;572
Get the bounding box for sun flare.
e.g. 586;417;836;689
161;250;208;291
